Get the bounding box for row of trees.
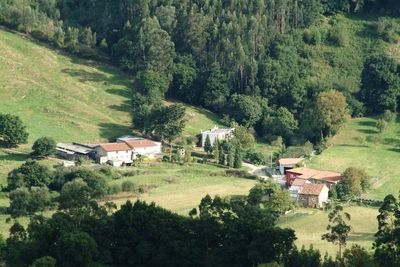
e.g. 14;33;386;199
2;179;400;267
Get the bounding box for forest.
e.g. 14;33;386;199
1;0;399;147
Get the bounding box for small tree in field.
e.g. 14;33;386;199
213;139;220;160
204;135;212;155
226;148;234;167
234;148;242;168
322;205;352;261
32;137;56;157
0;114;29;148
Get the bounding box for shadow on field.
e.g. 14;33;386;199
387;148;400;153
348;232;374;242
62;68;132;89
98;123;133;142
108;100;132;113
358;120;376;127
384;138;400;146
106;88;131;98
0;152;28;162
357;129;378;134
337;144;369;148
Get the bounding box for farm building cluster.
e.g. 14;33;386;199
279;158;343;209
56;136;161;166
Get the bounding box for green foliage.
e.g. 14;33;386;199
336;167;371;200
343;244;375;267
321;205;352;260
376;118;388;133
316;90;350;137
31;256;57;267
204;135;212;155
58;179;92;210
264;107;298;144
375;17;399;43
286;246;322;267
32;137;56;157
203;62;230;112
9;187;52;217
229;94;262;127
0;113;28;148
329;26;349;47
360;54;400;114
234;148;243;169
121;181;136;192
7;160;52;191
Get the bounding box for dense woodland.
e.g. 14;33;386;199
1;0;400;146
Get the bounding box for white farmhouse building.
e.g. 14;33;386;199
201;127;234;147
96;143;133;166
95;136;162;166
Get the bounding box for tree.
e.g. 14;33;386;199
264;107;298;143
374;194;400;267
376;118;388;133
336;167;371;200
32;137;56;157
234;148;242;169
227;148;234;168
8;187;52;216
0;114;28;147
136;70;170;104
230;124;255;152
203;62;230;112
58;179;92;211
322;205;352;261
343;244;375;267
229;94;262;127
360;54;400;114
213;139;220;160
7;160;52;191
316;90;349;138
218;149;225;165
147;104;186;160
204;135;213;155
31;256;57;267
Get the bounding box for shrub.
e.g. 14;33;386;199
245;151;267;165
121;181;136;192
375;17;399;43
107;184;122;195
329;26;348;46
32;137;56;157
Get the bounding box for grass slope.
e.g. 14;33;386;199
279;205;378;255
309;117;400;200
105;163;256;215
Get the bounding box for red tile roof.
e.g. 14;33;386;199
124;140;158;148
291;178;308;187
288;167;341;183
299;184;326;196
99;143;131;152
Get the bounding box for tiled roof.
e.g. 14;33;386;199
299;184;325;196
279;158;304;165
288;167;341;182
124;140;158;148
99;143;131;152
291;178;308;187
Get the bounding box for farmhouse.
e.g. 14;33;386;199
289;178;310;200
298;184;329;208
95;136;162;166
95;143;133;166
285;167;342;189
278;158;304;174
201;127;234;147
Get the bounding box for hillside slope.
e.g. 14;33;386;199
0;29;222;144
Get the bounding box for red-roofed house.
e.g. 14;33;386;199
95;136;162;166
298;184;329;208
289;178;310;200
285;167;342;188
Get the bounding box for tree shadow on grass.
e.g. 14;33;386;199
357;120;376;127
348;232;374;242
336;144;369;148
62;68;132;89
357;129;378;134
384;138;400;147
98;123;133;142
106;88;131;99
0;152;28;162
387;148;400;153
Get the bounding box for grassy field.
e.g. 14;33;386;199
0;29;222;144
105;163;256;215
309;116;400;200
278;205;378;255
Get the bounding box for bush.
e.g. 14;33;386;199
32;137;56;157
107;184;122;195
8;186;52;217
375;17;399;43
121;181;136;192
245;151;267;165
329;26;348;46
